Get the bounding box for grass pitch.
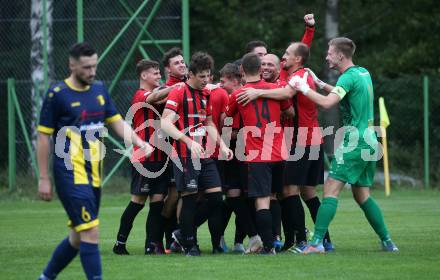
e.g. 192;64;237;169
1;188;439;279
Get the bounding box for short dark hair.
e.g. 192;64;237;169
245;40;268;53
293;43;310;64
328;37;356;58
136;59;159;78
162;47;183;67
188;52;214;75
69;42;96;59
219;63;241;81
241;53;261;76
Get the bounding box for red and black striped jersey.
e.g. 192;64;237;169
131;89;167;162
226;80;291;162
165;83;212;158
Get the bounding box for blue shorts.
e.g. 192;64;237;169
56;183;101;232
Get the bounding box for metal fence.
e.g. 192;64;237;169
2;0;189;190
1;1;438;191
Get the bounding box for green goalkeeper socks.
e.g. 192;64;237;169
360;197;390;241
311;197;338;245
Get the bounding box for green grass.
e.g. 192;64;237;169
1;188;439;279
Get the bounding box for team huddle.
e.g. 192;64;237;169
36;13;398;280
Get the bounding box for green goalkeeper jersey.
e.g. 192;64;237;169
332;66;377;147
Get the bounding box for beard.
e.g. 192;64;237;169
282;63;291;71
76;74;94;86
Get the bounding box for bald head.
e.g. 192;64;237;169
282;42;309;70
261;53;280;82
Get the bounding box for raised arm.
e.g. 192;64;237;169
301;13;315;48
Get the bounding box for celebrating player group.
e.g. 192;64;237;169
36;13;398;280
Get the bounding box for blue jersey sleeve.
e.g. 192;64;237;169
102;87;122;124
38;88;59;134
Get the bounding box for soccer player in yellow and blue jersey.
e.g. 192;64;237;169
37;42;153;280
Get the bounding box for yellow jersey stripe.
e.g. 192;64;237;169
67;128;89;185
64;79;90;92
105;114;122;124
73;219;100;232
37;125;55;135
89;140;101;187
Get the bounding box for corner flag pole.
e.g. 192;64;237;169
379;97;391;196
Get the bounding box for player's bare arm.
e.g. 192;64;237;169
109;118;154;157
37;132;53;201
161;108;204;158
146;82;184;104
291;72;340;109
305;68;334;93
237;86;295;106
205;116;233;160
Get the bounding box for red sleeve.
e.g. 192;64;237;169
206;97;212;116
301;26;315;48
131;90;150;105
221;90;229;114
225;92;239;117
165;87;181;112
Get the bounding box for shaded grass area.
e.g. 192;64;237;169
1;188;439;279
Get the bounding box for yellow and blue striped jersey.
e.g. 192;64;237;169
38;79;121;191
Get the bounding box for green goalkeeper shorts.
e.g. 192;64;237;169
328;145;377;187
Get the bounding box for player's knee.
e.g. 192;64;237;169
165;187;179;204
300;186;316;200
150;194;164;203
255;196;270;210
323;178;344;198
69;230;81;249
131;194;147;204
352;189;369;205
283;185;300;197
205;186;222;194
79;226;99;243
227;188;241;198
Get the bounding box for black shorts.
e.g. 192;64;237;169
215;157;248;192
214;159;225;185
247;161;285;198
173;157;222;193
131;161;172;196
284;144;324;186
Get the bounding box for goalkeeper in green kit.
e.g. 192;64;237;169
237;37;399;254
289;37;398;254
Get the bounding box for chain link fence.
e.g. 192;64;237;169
1;0;184;187
374;75;440;185
1;1;438;189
